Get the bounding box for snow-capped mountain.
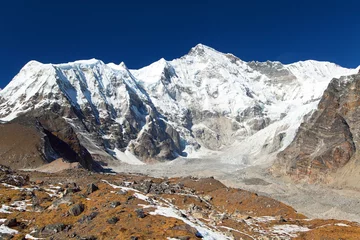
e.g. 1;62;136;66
0;44;358;166
132;44;358;163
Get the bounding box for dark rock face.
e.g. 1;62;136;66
36;113;97;171
0;122;48;169
274;74;360;183
0;112;101;171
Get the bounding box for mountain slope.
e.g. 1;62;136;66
132;44;358;163
273;72;360;189
0;59;184;167
0;44;358;167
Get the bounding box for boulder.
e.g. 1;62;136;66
69;203;85;216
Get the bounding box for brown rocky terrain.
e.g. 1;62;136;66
0;165;359;239
273;72;360;189
0;112;101;172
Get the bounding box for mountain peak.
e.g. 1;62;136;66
55;58;104;68
22;60;44;70
119;61;127;69
193;43;213;50
188;43;218;56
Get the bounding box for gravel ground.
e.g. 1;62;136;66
109;157;360;223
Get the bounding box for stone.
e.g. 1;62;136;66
117;190;128;195
78;212;99;223
107;216;119;224
42;223;68;234
69;203;85;216
86;183;99;194
4;218;18;227
109;201;121;208
203;195;213;201
135;208;146;218
195;231;203;238
279;216;287;223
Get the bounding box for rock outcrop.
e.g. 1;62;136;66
0;112;101;171
273;73;360;187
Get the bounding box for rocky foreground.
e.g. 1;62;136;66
0;166;360;240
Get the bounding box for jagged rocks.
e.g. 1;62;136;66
41;223;70;235
120;179;185;195
0;165;29;186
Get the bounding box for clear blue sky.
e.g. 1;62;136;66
0;0;359;88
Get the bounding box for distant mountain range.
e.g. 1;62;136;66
0;44;359;187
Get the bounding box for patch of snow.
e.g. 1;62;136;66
102;180;140;193
113;149;145;165
150;206;230;240
134;192;149;201
0;205;12;214
2;183;22;190
0;224;18;235
10;200;32;211
272;224;310;237
25;234;44;239
335;223;350;227
252;216;277;223
44;188;59;197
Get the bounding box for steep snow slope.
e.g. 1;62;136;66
132;44;358;163
0;59;183;164
0;44;358;166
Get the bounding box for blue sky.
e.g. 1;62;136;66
0;0;359;88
